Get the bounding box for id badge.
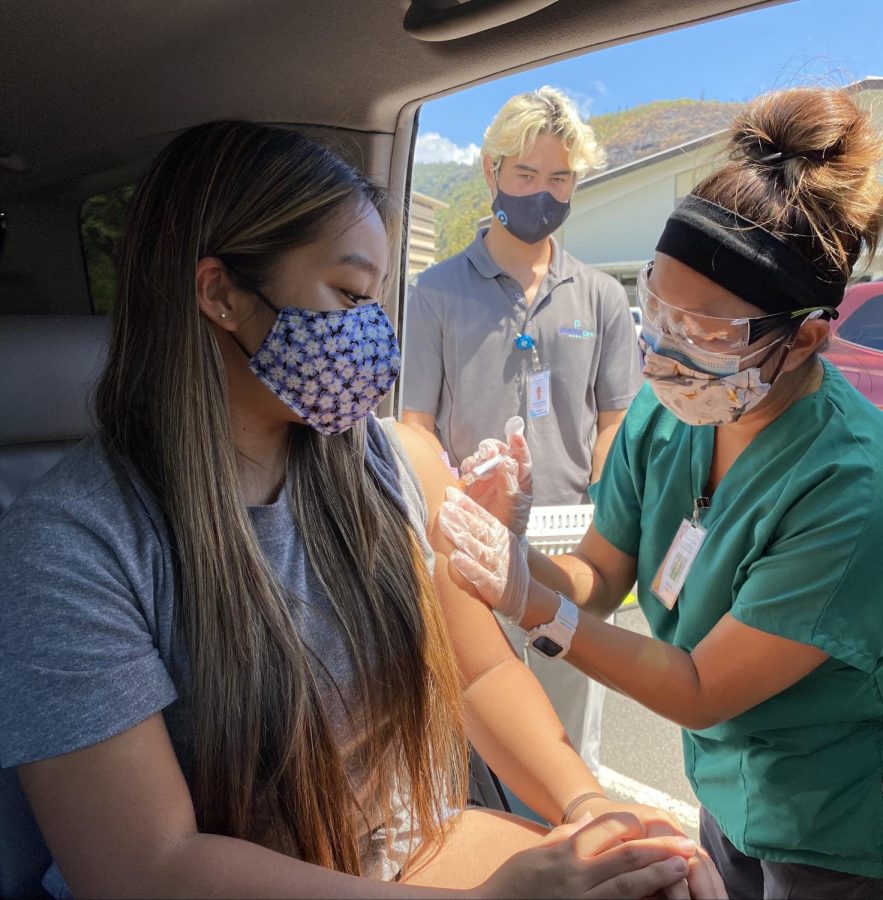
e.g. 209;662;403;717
528;368;551;419
650;518;706;610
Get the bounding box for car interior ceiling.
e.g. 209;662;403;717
0;0;784;318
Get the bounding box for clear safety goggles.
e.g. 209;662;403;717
636;262;834;353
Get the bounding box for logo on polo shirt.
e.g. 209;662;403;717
559;318;595;339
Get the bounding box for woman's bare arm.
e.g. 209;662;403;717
18;713;462;900
395;422;609;823
393;423;732;898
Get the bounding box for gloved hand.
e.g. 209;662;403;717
459;415;533;538
439;486;530;627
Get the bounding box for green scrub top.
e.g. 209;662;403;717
590;360;883;877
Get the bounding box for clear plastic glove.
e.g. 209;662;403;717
459;415;533;538
439;486;530;626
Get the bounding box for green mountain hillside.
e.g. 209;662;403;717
591;99;742;169
412;97;742;259
412;166;487;259
411;161;479;202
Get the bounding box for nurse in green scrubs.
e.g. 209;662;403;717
438;85;883;898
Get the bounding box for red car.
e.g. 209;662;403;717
823;280;883;409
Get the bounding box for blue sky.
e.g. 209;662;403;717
415;0;883;164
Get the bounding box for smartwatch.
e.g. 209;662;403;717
525;592;579;660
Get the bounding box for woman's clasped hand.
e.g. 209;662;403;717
475;811;724;900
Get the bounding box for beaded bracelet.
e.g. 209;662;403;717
562;791;607;824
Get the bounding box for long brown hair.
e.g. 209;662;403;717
95;121;467;872
695;86;883;278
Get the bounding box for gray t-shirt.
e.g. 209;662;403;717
402;230;642;505
0;415;432;884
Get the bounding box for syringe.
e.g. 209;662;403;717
460;453;506;487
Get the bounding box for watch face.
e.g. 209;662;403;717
532;635;564;657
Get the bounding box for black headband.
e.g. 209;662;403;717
655;195;847;315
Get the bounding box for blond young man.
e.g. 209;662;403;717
402;87;641;779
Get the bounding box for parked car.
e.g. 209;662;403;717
823;280;883;408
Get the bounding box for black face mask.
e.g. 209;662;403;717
491;187;571;245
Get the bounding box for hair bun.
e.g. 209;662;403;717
730;87;868;175
742;142;836;170
696;86;883;279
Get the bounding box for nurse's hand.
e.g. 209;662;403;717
460;415;533;538
439;487;530;626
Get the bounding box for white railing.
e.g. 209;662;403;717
526;504;593;556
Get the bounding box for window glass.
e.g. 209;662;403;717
838;293;883;352
80;185;134;314
405;0;882;835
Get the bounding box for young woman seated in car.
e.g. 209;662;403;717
0;122;724;899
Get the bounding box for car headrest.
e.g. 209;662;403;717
0;315;109;447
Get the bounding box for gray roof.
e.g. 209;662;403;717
574;131;724;194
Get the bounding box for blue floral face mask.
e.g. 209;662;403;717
246;296;401;436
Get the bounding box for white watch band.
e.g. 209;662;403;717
525;592;578;660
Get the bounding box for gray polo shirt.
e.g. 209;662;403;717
402;230;641;505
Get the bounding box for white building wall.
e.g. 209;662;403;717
560;171;676;267
407;191;448;280
558;147;724;270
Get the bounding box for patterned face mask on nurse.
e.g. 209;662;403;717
248;300;401;436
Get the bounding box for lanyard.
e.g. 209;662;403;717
513;332;544;371
651;429;711;610
688;427;712;523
